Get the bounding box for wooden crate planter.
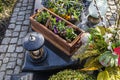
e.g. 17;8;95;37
30;7;84;55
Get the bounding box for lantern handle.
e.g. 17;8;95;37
29;34;36;41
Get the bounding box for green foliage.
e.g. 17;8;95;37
0;0;16;13
44;0;83;22
97;70;110;80
47;16;77;42
99;51;118;67
72;48;100;61
35;10;78;42
57;20;66;33
105;67;120;80
83;56;103;71
88;27;108;53
0;6;3;13
49;69;96;80
35;11;51;25
65;27;77;42
0;0;17;19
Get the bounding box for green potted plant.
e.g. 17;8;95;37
44;0;83;24
35;10;51;25
30;7;83;55
48;17;78;42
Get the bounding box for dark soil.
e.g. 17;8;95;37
0;18;9;43
0;0;17;44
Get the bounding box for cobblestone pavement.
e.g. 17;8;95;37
0;0;119;80
0;0;34;80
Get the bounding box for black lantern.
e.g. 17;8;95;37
22;32;47;63
22;32;79;73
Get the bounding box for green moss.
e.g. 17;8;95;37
0;0;17;19
49;69;96;80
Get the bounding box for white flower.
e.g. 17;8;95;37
103;33;113;43
107;46;111;50
107;42;112;50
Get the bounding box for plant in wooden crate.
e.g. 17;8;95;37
44;0;83;24
48;17;77;42
35;10;51;25
30;7;83;55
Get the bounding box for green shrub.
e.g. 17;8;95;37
49;69;96;80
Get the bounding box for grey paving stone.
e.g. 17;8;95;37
9;57;17;62
21;26;29;31
25;14;30;20
14;25;21;31
10;17;17;23
28;28;33;32
16;3;22;7
12;32;19;37
25;10;32;14
0;64;6;71
17;39;22;45
109;20;116;25
18;11;26;16
14;66;20;74
17;58;23;66
4;75;11;80
23;0;28;4
28;3;34;6
18;53;24;58
28;0;34;3
23;20;30;25
6;70;13;75
10;38;18;44
3;58;9;63
5;53;11;58
0;72;5;80
8;24;15;29
1;38;11;44
0;45;8;52
16;21;23;25
27;6;33;10
14;8;20;12
11;53;18;58
7;45;16;52
0;0;34;78
20;7;27;11
0;61;2;66
16;46;24;52
0;54;5;60
5;30;12;37
108;1;115;5
11;12;17;17
7;62;16;69
110;5;117;10
17;16;25;21
19;31;27;38
22;3;28;7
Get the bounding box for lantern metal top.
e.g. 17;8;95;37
22;32;44;51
